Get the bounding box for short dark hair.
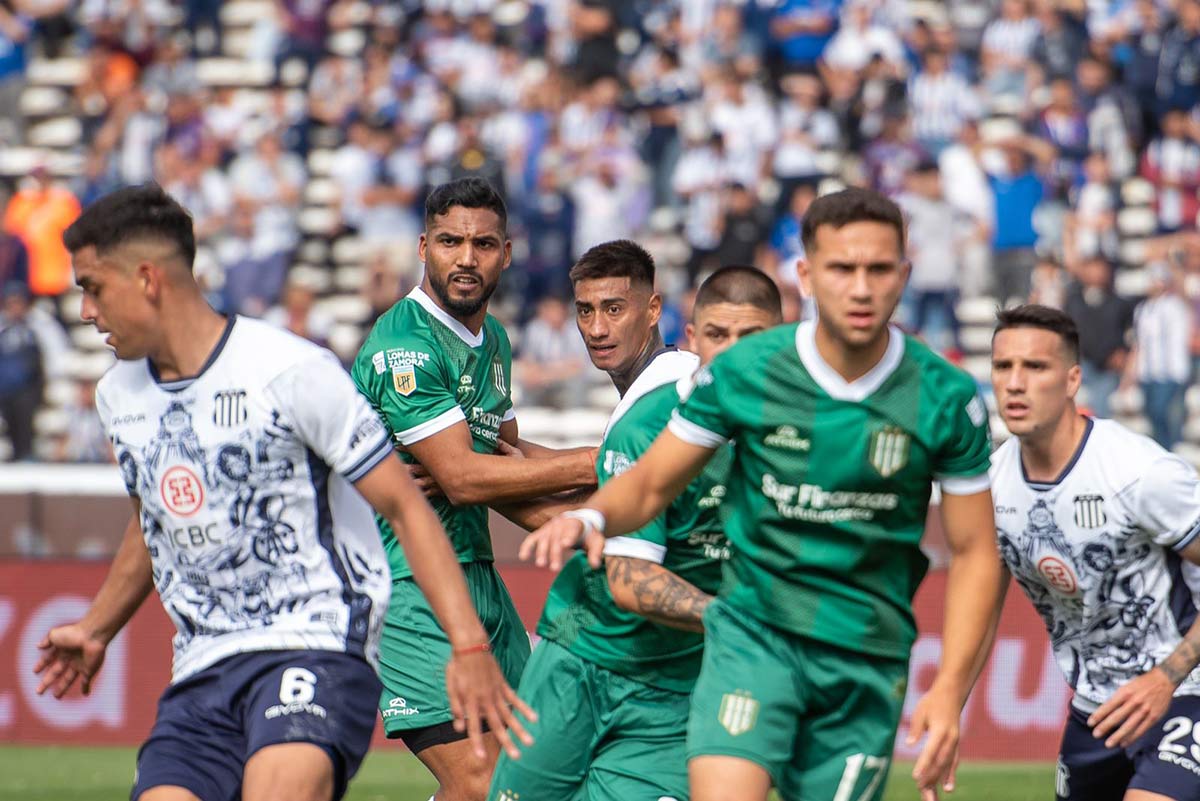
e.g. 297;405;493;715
994;304;1080;363
62;183;196;268
800;187;905;254
568;239;655;288
424;177;507;232
694;265;782;321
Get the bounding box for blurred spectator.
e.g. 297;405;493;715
864;112;926;197
1030;2;1086;83
908;47;980;155
2;166;80;298
713;183;770;276
764;183;814;290
217;201;289;317
264;271;334;348
0;3;31;147
938;119;994;296
1156;0;1200;115
1130;262;1192;449
519;158;576;313
1029;253;1068;308
0;282;42;461
1064;151;1119;265
273;0;333;77
770;0;840;73
308;53;363;129
569;0;620;83
706;69;777;188
515;295;591;408
987;135;1050;305
1036;78;1089;200
1140;109;1200;233
571;153;648;259
820;1;906;78
675;130;727;282
772;73;840;197
141;34;200;98
0;225;28;294
1076;56;1138;176
1064;256;1133;419
52;379;108;463
898;159;968;356
228;130;306;257
980;0;1039;102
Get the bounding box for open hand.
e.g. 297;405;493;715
33;623;108;698
518;514;604;570
445;648;537;760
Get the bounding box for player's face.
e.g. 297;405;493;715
574;276;662;373
991;327;1082;438
798;222;908;351
419;205;511;319
686;302;779;366
73;245;159;360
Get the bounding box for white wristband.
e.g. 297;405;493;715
562;508;606;542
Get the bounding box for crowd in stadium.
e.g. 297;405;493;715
2;0;1200;463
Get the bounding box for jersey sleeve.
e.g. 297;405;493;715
351;335;465;446
1136;454;1200;551
269;351;394;482
599;409;670;564
933;385;992;495
95;378;138;498
668;362;732;449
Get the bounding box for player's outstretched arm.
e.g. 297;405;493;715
1090;536;1200;748
34;504;153;698
521;429;715;570
909;488;1006;801
354;454;536;760
605;557;712;632
404;420;595;507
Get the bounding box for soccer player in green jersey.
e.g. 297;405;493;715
351;178;597;800
522;188;1007;801
490;255;783;801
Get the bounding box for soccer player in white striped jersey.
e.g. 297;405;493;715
990;304;1200;801
32;184;533;801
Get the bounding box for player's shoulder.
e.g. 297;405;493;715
356;297;442;369
900;332;978;400
612;381;679;437
96;357;152;403
228;316;338;378
707;323;797;380
1086;417;1175;478
483;313;513;347
988;435;1021;479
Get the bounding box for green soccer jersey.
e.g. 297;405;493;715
352;288;514;579
538;350;731;693
670;321;991;660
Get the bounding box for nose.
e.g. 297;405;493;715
585;315;609;340
1005;366;1025;392
80;293;97;323
457;243;479;269
849;266;871;298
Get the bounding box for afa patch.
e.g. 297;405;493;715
393;366;417;396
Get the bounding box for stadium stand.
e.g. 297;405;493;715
3;0;1200;464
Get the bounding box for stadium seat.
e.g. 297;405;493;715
1116;207;1158;238
1120;177;1156;207
316;294;370;323
25;58;88;86
19;87;69;117
27;118;82;149
196;58;273;87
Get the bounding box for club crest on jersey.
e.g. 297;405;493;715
718;690;759;736
868;426;909;477
160;465;204;516
1073;494;1107;529
1037;555;1078;595
492;359;507;395
393;366;417;396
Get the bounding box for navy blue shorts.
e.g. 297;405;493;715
131;650;381;801
1057;696;1200;801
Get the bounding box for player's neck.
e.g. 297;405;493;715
813;321;890;383
150;297;229;382
1019;410;1089;483
609;329;665;397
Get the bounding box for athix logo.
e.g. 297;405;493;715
718;690;759;736
456;374;474;401
382;696;420;718
764;425;810;451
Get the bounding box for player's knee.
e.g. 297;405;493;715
439;761;494;801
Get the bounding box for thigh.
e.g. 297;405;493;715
780;644;905;801
687;601;802;788
378;576;458;735
1127;695;1200;801
587;680;690;801
242;743;334;801
1057;706;1131;801
132;670;244;801
243;651;381;801
489;641;598;801
472;562;532;690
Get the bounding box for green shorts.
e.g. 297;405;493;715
489;639;690;801
688;600;907;801
377;560;530;737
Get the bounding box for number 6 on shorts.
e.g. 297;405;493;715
280;667;318;705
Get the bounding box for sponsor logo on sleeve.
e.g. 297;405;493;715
371;350;386;375
718;690;759;736
966;395;987;428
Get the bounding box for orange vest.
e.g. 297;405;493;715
3;186;81;296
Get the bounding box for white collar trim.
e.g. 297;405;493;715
408;287;485;347
604;350;700;437
795;319;904;402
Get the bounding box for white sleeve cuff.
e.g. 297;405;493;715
502;407;517;422
603;536;667;563
396;406;467;445
668;411;728;449
1173;515;1200;552
937;472;992;495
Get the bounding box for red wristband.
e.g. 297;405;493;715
453;642;492;657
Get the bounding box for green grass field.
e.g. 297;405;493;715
0;745;1052;800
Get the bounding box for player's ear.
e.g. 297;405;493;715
417;233;428;264
685;321;697;352
647;290;662;326
502;238;512;271
797;258;812;296
1066;361;1082;400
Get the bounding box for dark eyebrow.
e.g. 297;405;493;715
599;297;626;306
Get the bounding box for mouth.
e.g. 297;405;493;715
1004;401;1029;418
588;343;617;359
449;273;480;290
846;310;876;329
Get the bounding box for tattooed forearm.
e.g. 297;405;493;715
605;556;712;633
1160;634;1200;685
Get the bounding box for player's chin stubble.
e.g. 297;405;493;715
429;273;497;318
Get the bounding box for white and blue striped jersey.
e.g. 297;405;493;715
96;317;393;682
991;418;1200;713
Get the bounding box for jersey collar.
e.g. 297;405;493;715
149;315;237;392
604;348;699;437
795;319;905;402
1021;416;1095;491
408;287;485;348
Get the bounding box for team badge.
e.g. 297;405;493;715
1037;555;1078;595
393;367;417;396
492;359;507;395
1073;494;1107;529
718;690;759;736
868;426;909;478
160;465;204;516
